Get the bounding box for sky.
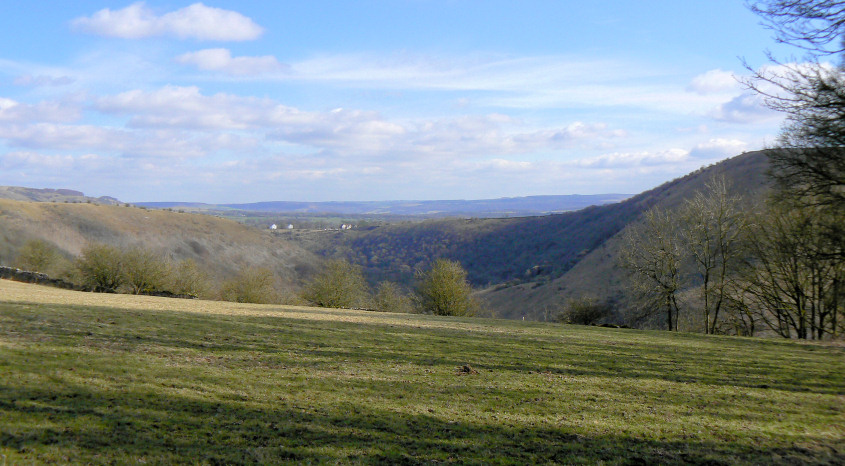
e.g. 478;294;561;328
0;1;797;203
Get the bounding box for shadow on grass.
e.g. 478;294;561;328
2;381;838;465
2;300;843;464
4;300;844;398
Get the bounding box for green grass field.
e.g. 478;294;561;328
1;279;842;464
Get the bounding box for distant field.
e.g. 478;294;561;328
1;280;842;464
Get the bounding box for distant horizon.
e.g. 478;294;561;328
2;184;631;207
1;2;794;202
134;192;634;205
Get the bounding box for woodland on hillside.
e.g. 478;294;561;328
616;0;845;338
1;1;842;339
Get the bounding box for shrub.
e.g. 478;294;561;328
122;246;171;295
221;267;278;304
415;259;479;316
171;259;209;298
15;239;61;273
373;281;413;313
302;259;369;309
556;297;612;325
75;243;124;292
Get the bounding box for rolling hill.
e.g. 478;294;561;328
478;150;773;319
0;199;321;294
287;151;772;318
0;186;121;205
1;150;772;320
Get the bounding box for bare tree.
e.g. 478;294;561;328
740;201;844;338
619;208;683;331
747;1;845;56
745;1;845;208
679;177;752;334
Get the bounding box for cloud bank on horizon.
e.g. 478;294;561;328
0;1;794;202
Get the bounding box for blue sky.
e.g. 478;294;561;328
0;1;795;202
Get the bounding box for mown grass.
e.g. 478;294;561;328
0;280;842;464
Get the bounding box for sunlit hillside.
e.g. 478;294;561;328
0;199;320;289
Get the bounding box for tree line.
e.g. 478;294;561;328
10;239;481;317
617;0;844;339
618;175;842;339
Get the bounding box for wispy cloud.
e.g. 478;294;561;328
71;2;263;41
176;49;286;75
687;69;739;94
13;74;75;87
0;98;80;123
92;85;623;158
576;149;690;169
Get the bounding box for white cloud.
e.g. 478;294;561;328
0;121;255;159
0;123;129;151
13;74;75;87
0;98;79;123
176;49;285;75
96;85;274;129
1;151;76;169
687;69;739;94
71;2;263;41
709;92;779;123
577;149;690;169
94;86;621;158
689;138;748;159
284;53;738;117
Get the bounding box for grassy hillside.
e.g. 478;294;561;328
0;199;320;291
1;280;842;464
479;151;773;320
0;186;120;205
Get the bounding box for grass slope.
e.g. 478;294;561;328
0;198;320;288
1;280;842;464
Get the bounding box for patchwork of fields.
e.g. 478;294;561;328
1;279;842;464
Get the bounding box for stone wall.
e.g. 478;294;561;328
0;266;195;299
0;266;83;290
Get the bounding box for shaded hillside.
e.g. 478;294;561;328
291;151;772;318
0;186;121;205
479;150;773;319
292;203;639;290
0;199;320;290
